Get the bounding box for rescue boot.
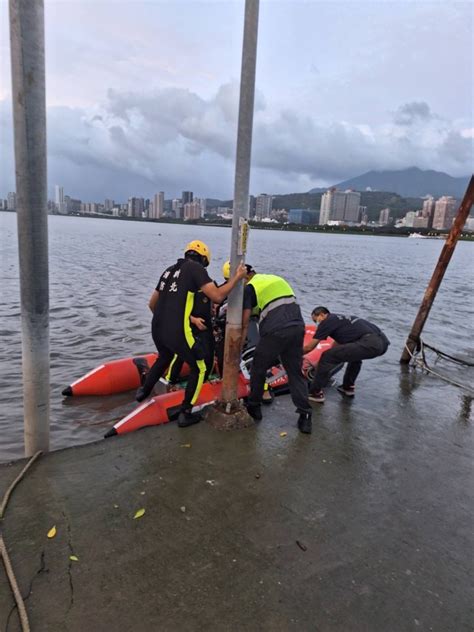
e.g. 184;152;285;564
297;412;312;434
136;386;151;402
178;409;203;428
262;387;274;406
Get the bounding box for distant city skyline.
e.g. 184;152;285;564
1;1;472;199
1;184;466;231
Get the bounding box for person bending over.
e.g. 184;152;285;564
303;307;390;403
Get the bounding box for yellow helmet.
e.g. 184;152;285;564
222;260;230;280
185;240;211;266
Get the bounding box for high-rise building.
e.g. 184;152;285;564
319;188;361;224
182;191;193;205
55;185;65;213
127;197;145;218
104;198;115;211
432;196;456;230
343;190;361;222
7;192;17;211
172;198;183;219
255;194;273;220
183;201;201;220
422;196;435;218
151;192;165;219
422;196;435;228
249;195;256;218
379;208;391;225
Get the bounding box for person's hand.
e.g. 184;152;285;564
234;261;248;281
190;316;207;330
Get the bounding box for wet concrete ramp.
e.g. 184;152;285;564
1;385;473;631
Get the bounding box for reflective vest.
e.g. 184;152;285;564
247;274;296;321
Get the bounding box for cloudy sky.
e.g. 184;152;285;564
0;0;472;201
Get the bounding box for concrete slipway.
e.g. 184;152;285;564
1;370;472;632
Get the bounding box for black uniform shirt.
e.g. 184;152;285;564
153;258;212;341
313;313;385;344
243;284;304;337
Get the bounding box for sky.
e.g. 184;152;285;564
0;0;473;202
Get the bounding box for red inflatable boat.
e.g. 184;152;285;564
62;353;191;397
105;374;251;437
62;325;323;397
104;328;335;437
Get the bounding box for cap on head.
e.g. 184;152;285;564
185;240;211;266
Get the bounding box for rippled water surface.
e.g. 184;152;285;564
1;212;473;461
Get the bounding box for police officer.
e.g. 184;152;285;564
137;241;247;427
242;269;313;434
303;307;390;402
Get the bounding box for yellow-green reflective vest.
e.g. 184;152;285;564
247;274;296;320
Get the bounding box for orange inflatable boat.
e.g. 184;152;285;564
62;325;323;397
104;329;336;437
105;374;251;437
62;353;190;397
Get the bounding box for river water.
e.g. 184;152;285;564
1;212;473;461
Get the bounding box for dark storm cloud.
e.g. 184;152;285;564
394;101;434;126
0;87;471;200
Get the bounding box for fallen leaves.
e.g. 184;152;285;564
133;508;146;520
69;555;79;562
279;432;288;437
47;526;57;539
180;443;192;448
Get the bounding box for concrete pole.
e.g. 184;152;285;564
220;0;259;405
9;0;50;454
400;176;474;364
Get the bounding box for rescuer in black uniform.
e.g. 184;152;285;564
303;307;390;403
242;269;313;434
136;241;247;427
166;288;216;386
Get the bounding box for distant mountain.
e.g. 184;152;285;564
309;167;470;198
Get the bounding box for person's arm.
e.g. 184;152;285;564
201;262;247;303
303;338;320;354
148;290;159;313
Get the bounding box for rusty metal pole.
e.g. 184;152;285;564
220;0;259;404
400;175;474;364
9;0;50;454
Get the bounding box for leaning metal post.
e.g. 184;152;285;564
221;0;259;403
9;0;50;454
400;175;474;364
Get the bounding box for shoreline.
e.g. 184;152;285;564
2;208;472;241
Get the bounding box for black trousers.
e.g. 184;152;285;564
310;332;389;392
142;332;207;410
168;331;215;384
249;325;311;414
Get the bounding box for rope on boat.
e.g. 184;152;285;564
1;450;42;632
404;341;474;395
